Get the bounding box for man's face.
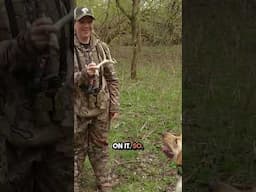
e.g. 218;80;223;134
75;16;93;40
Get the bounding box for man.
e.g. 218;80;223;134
0;0;73;191
74;7;119;192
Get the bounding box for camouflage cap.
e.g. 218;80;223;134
74;7;95;21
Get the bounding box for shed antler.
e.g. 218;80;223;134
96;59;115;69
94;43;117;70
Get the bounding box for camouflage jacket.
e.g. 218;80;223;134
74;34;119;118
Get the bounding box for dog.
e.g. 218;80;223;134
162;132;182;192
209;181;256;192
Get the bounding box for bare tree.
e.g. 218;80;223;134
116;0;140;79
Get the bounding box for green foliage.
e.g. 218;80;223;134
140;0;182;45
75;0;181;46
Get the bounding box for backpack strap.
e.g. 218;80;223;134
74;47;82;71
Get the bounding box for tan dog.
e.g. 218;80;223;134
209;181;256;192
162;132;182;192
162;132;182;166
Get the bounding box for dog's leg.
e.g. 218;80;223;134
176;177;182;192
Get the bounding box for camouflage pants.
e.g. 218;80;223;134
74;109;112;192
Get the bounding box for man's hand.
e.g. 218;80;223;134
29;17;57;51
86;62;98;77
110;112;119;121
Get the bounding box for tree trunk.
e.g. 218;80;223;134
115;0;140;79
130;0;140;79
131;16;138;79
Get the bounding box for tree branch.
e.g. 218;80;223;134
102;0;111;24
134;0;140;17
115;0;132;20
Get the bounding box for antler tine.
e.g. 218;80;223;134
94;59;114;76
96;59;115;69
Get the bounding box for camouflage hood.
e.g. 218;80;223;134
74;33;100;50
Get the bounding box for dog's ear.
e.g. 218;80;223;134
175;136;182;148
176;151;182;165
170;138;179;151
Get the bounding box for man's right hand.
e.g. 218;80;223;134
29;17;57;51
85;62;98;77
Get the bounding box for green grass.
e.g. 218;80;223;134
83;45;181;192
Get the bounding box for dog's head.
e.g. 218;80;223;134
162;132;182;165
